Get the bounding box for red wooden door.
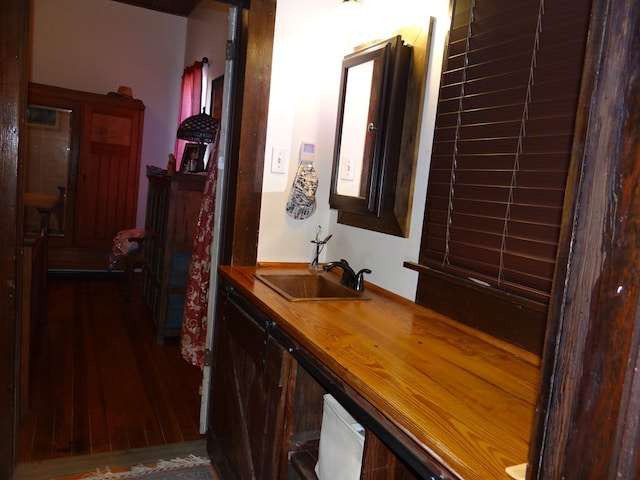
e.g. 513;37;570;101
75;102;143;247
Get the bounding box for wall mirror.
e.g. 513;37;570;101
24;83;83;247
330;35;411;221
24;104;72;236
330;21;433;237
331;39;391;214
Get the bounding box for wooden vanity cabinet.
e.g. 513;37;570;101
209;280;430;480
209;283;295;479
281;338;434;480
282;364;415;480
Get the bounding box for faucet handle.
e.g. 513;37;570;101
355;268;372;292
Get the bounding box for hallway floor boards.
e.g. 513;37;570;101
17;274;204;464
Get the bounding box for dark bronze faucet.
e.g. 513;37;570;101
323;259;371;292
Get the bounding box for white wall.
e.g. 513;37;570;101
257;0;346;266
258;0;450;300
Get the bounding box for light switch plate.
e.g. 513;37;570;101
341;155;355;180
271;146;288;174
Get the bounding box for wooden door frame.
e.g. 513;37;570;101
0;1;29;478
219;0;275;267
528;0;640;477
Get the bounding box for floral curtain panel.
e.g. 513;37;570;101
180;122;220;367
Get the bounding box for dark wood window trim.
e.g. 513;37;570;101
411;0;592;354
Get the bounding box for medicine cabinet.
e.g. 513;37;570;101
330;20;434;237
330;35;412;235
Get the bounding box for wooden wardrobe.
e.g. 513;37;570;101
26;83;145;271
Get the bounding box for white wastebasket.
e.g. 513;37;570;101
314;394;365;480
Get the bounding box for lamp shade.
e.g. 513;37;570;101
176;108;218;144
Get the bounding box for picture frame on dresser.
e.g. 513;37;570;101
180;143;206;173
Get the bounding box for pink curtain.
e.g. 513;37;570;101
174;61;204;170
180;122;220;367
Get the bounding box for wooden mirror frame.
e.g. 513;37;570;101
330;38;392;216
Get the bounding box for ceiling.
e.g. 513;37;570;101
112;0;202;16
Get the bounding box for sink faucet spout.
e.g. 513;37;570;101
323;259;371;292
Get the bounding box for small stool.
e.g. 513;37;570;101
108;228;147;300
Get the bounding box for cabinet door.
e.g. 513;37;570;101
210;292;293;480
75;102;142;247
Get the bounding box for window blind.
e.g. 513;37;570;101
419;0;591;304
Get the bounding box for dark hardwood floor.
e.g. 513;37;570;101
17;273;204;463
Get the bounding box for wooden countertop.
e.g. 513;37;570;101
218;264;540;480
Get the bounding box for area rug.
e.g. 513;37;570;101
57;455;218;480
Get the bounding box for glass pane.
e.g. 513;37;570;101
336;60;374;198
24;105;71;235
